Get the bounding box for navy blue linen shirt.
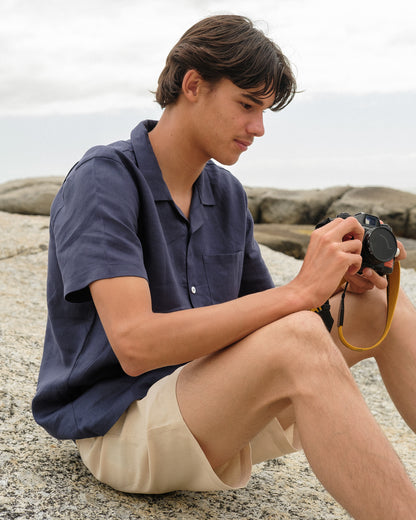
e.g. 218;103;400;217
32;120;274;440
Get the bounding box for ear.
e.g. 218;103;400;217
182;69;204;102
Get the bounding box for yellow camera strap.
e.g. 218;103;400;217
337;261;401;352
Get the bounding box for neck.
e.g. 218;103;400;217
150;107;207;188
149;108;207;218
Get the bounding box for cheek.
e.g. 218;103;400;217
212;113;237;140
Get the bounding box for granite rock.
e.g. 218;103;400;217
1;210;415;519
246;185;416;239
327;186;416;238
0;177;64;216
253;224;416;271
253;224;313;260
246;186;350;225
2;179;416;238
2;178;416;269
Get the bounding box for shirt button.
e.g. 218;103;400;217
191;286;197;294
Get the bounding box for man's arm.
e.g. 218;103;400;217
90;216;367;377
90;275;310;377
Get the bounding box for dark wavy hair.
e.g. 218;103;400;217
155;14;297;111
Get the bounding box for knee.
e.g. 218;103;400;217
276;310;333;353
277;310;329;342
264;310;347;382
254;311;353;410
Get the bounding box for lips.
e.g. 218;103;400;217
235;139;252;152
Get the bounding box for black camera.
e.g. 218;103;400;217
316;212;398;275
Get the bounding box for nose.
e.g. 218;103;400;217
248;112;265;137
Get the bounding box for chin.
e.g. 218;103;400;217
213;153;241;167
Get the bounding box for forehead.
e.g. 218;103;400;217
216;78;276;109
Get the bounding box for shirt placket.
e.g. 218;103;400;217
185;195;207;308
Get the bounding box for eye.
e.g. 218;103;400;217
241;102;252;111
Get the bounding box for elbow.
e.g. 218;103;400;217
111;331;157;378
118;354;145;377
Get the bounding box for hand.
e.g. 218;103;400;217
344;267;387;293
293;216;364;308
343;239;406;294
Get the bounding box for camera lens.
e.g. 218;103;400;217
365;227;397;262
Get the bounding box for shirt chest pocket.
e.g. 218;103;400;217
202;251;244;304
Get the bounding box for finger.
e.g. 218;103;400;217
315;216;364;242
341;238;363;255
360;267;388;290
341;216;365;241
344;272;374;293
346;262;363;277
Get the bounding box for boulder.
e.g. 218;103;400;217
408;206;416;237
1;177;415;245
251;186;350;225
0;177;64;216
1;178;416;240
245;187;272;223
254;223;313;259
246;185;416;240
254;224;416;271
327;186;416;238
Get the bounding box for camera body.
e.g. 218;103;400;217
316;212;398;275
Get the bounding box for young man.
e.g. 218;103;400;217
33;14;416;519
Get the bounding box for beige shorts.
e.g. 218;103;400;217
76;367;299;494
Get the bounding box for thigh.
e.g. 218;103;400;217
176;310;328;470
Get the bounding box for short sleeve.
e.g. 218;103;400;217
51;151;148;302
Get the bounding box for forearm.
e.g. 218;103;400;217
110;283;308;377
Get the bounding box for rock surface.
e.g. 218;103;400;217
327;186;416;238
247;186;350;225
2;178;416;270
247;184;416;270
2;178;416;235
246;185;416;238
253;223;416;271
1;210;415;520
0;177;64;216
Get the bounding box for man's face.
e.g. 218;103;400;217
192;78;275;166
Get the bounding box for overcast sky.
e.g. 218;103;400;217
1;0;415;190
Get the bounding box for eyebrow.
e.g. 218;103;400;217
242;93;264;106
242;92;274;110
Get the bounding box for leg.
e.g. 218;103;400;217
177;311;416;520
330;287;416;432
